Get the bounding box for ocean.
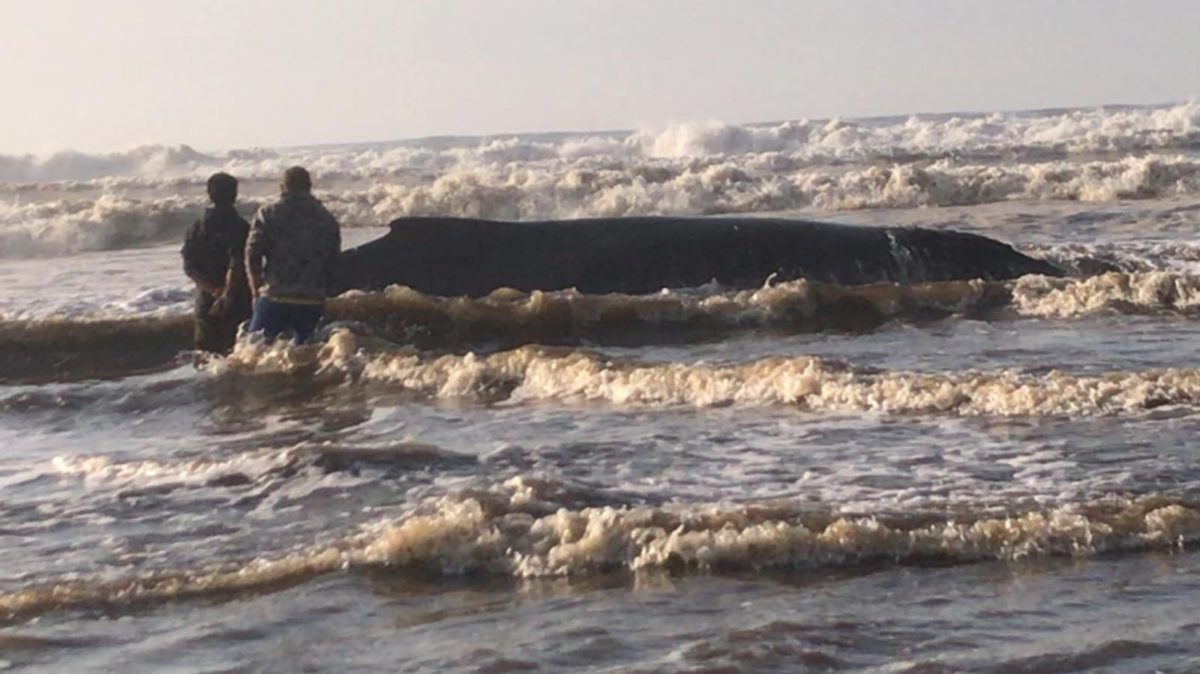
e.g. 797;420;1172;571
2;102;1200;672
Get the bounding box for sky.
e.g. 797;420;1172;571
1;0;1198;154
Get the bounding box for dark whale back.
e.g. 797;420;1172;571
335;216;1060;297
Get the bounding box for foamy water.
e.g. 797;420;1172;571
3;103;1200;672
3;102;1200;259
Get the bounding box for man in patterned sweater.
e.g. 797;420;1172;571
245;166;342;343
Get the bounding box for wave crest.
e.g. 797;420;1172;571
11;271;1200;384
6;153;1199;258
1;489;1195;621
207;330;1200;416
5;102;1200;257
5;103;1198;185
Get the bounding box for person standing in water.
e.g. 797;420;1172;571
181;172;253;354
245;166;342;343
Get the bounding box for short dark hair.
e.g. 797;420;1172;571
206;172;238;204
283;166;313;194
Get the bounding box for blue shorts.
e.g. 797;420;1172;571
248;297;324;343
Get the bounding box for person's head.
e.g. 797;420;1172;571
206;172;238;206
281;166;313;196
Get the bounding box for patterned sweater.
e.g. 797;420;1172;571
246;193;341;302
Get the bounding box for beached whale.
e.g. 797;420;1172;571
334;216;1061;296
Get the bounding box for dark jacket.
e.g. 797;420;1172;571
182;205;251;311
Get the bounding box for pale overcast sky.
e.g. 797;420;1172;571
2;0;1198;153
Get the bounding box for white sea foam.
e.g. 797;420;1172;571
1;103;1198;256
0;194;234;257
209;330;1200;416
0;486;1195;620
5;153;1200;258
2;103;1196;185
0;145;218;183
1012;272;1200;317
50;450;299;490
357;485;1200;577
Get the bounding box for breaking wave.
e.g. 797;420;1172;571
50;450;301;491
8;272;1200;384
1;483;1195;621
206;329;1200;416
328;272;1200;346
6;154;1200;258
1012;271;1200;317
0;194;236;257
324;154;1200;219
4;102;1200;257
0;315;191;384
3;102;1198;185
0;144;220;184
326;279;1014;348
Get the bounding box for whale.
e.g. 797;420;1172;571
334;216;1061;297
0;216;1064;384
